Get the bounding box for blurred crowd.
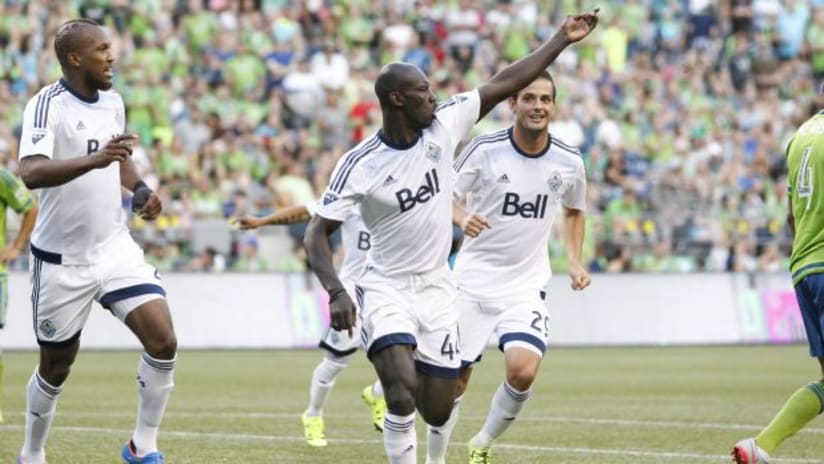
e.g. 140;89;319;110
1;0;822;273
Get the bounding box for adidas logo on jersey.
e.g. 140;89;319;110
31;133;45;144
498;173;510;183
383;175;397;186
76;120;86;131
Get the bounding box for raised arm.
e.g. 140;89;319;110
477;9;599;119
304;214;357;335
233;204;311;230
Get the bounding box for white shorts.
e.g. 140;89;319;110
357;265;459;378
318;281;361;357
458;289;549;368
30;233;166;345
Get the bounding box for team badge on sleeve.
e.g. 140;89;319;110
323;192;339;205
31;131;46;144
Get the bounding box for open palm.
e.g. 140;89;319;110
562;9;600;43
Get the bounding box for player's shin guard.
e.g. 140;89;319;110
471;381;531;448
384;411;417;464
425;395;462;464
133;353;175;456
306;356;349;416
20;369;62;462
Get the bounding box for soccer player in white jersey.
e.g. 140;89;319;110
16;19;176;464
234;204;387;446
424;72;592;464
303;11;598;464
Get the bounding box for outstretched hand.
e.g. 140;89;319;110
232;216;265;230
562;8;600;43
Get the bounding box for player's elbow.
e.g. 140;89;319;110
19;158;44;189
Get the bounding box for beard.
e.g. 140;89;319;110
85;70;112;91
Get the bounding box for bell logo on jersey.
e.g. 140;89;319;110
501;192;548;219
396;168;441;213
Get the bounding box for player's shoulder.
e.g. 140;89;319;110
25;81;68;108
549;135;584;166
463;128;510;155
454;128;509;170
339;132;384;164
435;90;478;113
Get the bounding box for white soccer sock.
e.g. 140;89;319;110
132;353;175;456
372;379;384;398
384;411;417;464
425;395;462;464
471;381;531;448
20;369;62;463
305;356;349;417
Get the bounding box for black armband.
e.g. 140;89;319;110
131;180;153;212
328;288;347;301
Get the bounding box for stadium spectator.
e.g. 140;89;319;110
1;0;819;273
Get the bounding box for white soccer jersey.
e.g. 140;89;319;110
18;79;129;265
307;201;369;286
315;90;480;277
452;128;587;301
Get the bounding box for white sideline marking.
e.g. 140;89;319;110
0;423;820;463
40;410;824;435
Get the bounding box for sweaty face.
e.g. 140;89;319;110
77;26;115;91
511;78;556;134
402;73;438;130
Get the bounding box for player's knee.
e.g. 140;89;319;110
145;332;177;360
422;406;452;427
384;382;416;415
505;363;539;392
39;362;72;387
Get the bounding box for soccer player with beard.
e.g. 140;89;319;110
17;19;176;464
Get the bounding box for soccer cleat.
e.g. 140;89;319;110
301;413;328;447
121;441;166;463
732;438;771;464
469;444;492;464
361;384;386;432
17;458;47;464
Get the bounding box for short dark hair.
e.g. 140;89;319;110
54;18;100;68
511;70;556;102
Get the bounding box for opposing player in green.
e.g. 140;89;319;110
0;169;38;423
733;111;824;464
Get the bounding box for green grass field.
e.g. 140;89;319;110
0;346;822;463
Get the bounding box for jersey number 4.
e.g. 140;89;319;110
798;146;814;206
441;333;459;361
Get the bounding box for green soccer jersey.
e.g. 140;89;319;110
0;170;35;273
787;112;824;284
